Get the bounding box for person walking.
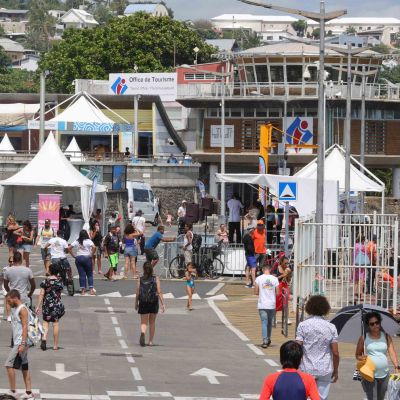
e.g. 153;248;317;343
2;216;20;262
35;263;65;351
1;258;13;322
227;193;244;244
14;221;34;268
274;256;292;323
5;290;34;399
68;230;97;295
243;228;256;288
266;205;275;244
122;225;142;279
177;200;187;220
132;210;146;255
4;252;35;307
252;220;267;273
255;263;279;348
135;262;165;347
34;219;56;275
352;234;369;299
90;220;103;275
185;262;198;311
366;234;378;294
103;225;120;280
182;222;193;266
356;311;400;400
164;210;173;227
144;226;176;268
295;295;340;400
259;341;320;400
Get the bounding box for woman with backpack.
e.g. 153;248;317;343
135;262;165;347
35;263;65;351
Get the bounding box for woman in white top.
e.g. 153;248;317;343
68;230;97;296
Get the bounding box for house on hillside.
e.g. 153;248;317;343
48;9;66;19
0;9;29;22
55;9;98;38
12;54;40;71
0;38;34;61
124;3;169;17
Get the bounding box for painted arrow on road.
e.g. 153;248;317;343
190;368;228;384
41;364;80;380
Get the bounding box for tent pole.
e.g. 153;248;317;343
31;92;80;121
28;129;31;154
85;92;130;124
382;188;385;214
111;132;114;152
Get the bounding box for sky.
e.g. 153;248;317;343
166;0;400;21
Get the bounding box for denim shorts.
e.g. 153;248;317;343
124;246;138;258
18;244;31;253
41;248;51;261
246;255;257;268
6;242;17;248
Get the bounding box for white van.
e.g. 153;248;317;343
127;181;159;226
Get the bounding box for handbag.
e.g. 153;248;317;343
355;251;371;266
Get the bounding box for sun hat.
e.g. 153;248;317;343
357;357;376;382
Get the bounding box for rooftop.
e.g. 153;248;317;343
61;9;98;24
0;38;31;52
205;39;238;51
212;14;298;22
124;4;160;14
0;9;29;14
308;17;400;25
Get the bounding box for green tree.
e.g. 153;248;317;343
111;0;128;15
28;3;57;51
311;28;325;39
193;19;212;30
345;26;356;34
371;43;391;54
36;12;218;93
379;64;400;84
17;29;45;52
0;69;39;93
291;20;307;37
196;28;219;40
0;46;12;73
88;3;113;23
65;0;80;9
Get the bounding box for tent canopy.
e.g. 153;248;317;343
64;136;84;161
49;96;115;125
0;133;106;192
0;133;16;154
294;146;384;193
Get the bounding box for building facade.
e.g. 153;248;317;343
124;3;169;17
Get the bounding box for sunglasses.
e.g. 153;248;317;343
369;321;380;327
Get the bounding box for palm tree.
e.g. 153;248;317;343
345;26;357;34
28;5;57;51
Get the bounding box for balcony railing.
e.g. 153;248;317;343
177;82;400;100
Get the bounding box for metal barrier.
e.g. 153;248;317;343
281;287;289;338
296;296;305;334
293;213;399;311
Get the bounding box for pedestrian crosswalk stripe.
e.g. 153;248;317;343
99;292;122;297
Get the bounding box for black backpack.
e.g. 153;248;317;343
139;276;158;304
192;233;202;253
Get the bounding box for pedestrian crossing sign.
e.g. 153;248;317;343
278;182;297;201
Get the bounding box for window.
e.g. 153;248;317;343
149;191;154;203
358;44;362;47
256;109;267;117
244;108;255;117
294;109;305;117
133;189;149;202
166;107;182;118
266;36;273;40
365;121;386;153
385;110;394;119
367;27;371;30
270;24;274;28
286;65;303;82
231;108;241;117
269;109;280;117
307;109;318;117
340;25;344;28
394;110;400;119
351;109;358;118
391;27;394;31
269;66;284;82
367;109;375;119
245;66;256;82
184;73;216;80
255;65;269;83
359;27;363;30
208;108;219;117
155;11;158;16
279;36;283;40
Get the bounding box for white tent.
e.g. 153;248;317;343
0;134;16;154
64;136;85;161
0;133;107;230
294;146;384;193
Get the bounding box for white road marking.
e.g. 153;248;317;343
265;359;279;367
190;368;228;385
206;300;249;341
100;292;122;298
41;363;80;380
125;353;135;363
0;307;3;314
163;293;175;299
107;307;114;315
104;299;110;305
240;395;260;399
115;327;122;337
107;386;172;397
41;395;111;400
124;294;136;298
206;283;225;296
119;339;128;349
206;294;228;301
247;344;264;356
111;317;118;325
131;367;143;380
177;294;201;300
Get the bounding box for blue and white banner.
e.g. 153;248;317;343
198;180;206;198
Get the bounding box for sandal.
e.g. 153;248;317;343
148;342;154;347
41;340;46;351
262;343;268;349
98;270;103;274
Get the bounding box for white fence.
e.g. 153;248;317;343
293;213;399;311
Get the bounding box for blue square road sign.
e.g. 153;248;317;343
278;182;297;201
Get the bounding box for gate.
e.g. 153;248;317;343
293;213;398;311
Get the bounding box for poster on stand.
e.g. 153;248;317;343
38;194;60;231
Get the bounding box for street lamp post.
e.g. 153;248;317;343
181;64;234;220
237;0;346;262
39;70;50;148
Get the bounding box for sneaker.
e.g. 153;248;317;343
244;283;252;288
287;319;292;325
251;285;255;288
20;393;35;399
7;315;11;322
6;390;18;398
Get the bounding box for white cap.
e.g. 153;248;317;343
182;200;186;203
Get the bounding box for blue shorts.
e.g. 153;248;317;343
124;246;138;258
246;255;257;268
6;242;17;249
18;244;31;253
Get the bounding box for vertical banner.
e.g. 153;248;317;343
259;156;266;206
38;194;60;231
198;180;206;198
89;177;98;216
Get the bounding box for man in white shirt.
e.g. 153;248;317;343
254;264;279;349
227;193;244;244
178;200;186;219
44;229;71;269
132;210;146;255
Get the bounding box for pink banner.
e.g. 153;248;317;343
38;194;60;231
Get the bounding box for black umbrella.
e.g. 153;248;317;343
330;303;400;344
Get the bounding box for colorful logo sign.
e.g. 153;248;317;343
111;77;128;95
38;194;60;231
286;117;313;153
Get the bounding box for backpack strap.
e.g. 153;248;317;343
14;304;25;322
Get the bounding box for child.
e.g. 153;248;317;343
1;258;13;321
164;211;173;227
185;262;198;311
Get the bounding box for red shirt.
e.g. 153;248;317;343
260;369;320;400
252;228;266;254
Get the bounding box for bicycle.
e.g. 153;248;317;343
169;241;224;280
56;259;75;296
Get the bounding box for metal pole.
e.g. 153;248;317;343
315;1;325;265
28;129;31;154
221;67;226;221
283;95;287;175
345;42;352;213
360;65;366;215
285;201;289;257
39;72;45;148
134;95;139;158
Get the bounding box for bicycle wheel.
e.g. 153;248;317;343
169;256;186;279
208;258;224;280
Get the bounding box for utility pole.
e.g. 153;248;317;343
345;42;352;214
39;71;50;148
